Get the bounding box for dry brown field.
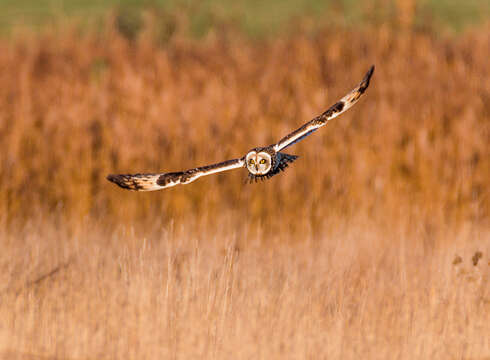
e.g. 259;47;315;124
0;17;489;359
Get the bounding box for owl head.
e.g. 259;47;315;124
245;149;273;175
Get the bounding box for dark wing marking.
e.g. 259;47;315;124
274;65;374;152
107;158;245;191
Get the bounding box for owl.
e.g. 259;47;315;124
107;65;374;191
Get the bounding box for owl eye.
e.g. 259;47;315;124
259;159;266;164
249;159;255;165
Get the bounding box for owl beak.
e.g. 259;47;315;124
255;164;258;171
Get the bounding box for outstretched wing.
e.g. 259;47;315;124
107;158;244;191
274;65;374;152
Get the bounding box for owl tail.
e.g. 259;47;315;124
277;152;299;171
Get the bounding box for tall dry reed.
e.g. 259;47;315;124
0;19;488;230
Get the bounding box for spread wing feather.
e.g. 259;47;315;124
107;158;244;191
107;65;374;192
274;65;374;152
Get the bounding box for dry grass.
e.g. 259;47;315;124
0;217;488;359
0;16;489;360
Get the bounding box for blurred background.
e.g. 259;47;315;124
0;1;488;359
0;0;488;227
0;0;489;35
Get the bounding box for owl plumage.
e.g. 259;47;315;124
244;147;298;183
108;65;374;191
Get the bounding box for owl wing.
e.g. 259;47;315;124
107;158;245;191
273;65;374;152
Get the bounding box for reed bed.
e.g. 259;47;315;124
0;20;488;228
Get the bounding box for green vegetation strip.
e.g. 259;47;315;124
0;0;488;37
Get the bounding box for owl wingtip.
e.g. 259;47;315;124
106;174;119;184
364;65;375;82
107;174;127;185
358;65;375;93
106;174;138;190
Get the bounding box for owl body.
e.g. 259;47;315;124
107;66;374;192
244;146;298;182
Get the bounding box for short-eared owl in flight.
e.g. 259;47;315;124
108;66;374;191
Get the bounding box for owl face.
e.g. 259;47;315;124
245;150;272;175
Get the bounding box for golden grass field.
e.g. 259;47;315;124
0;14;489;359
0;216;488;359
